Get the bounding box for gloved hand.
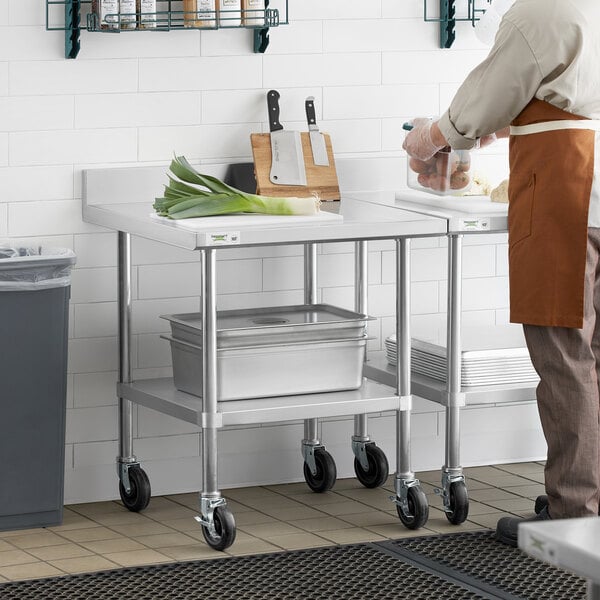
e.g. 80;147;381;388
402;118;445;161
477;133;497;148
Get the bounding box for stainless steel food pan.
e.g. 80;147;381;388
161;304;374;349
162;334;367;401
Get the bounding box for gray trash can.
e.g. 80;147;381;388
0;246;76;530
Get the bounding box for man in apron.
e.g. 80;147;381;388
404;0;600;547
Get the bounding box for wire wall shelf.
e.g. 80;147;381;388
46;0;288;59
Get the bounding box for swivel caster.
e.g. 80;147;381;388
119;465;151;512
396;485;429;530
303;447;336;493
200;505;236;551
444;480;469;525
354;443;389;488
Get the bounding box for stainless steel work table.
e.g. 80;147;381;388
82;166;447;549
357;190;538;526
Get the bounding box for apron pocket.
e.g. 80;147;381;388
508;172;535;246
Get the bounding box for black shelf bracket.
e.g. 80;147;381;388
64;0;81;59
253;0;272;53
439;0;456;48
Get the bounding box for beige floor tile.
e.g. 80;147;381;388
422;518;483;535
264;482;312;495
313;499;373;517
230;511;276;527
285;491;342;506
463;500;506;516
467;513;511;529
467;473;537;488
0;540;16;552
335;488;395;510
268;532;332;551
337;511;399;528
141;505;198;521
367;523;433;539
315;528;386;545
0;549;38;567
47;511;100;532
103;549;172;567
8;530;73;549
468;488;522;503
238;521;304;539
157;543;225;561
287;516;356;532
47;555;120;574
505;484;545;498
481;497;535;513
496;462;546;476
0;561;64;581
87;511;155;527
224;487;282;503
58;526;124;543
259;505;324;521
27;543;95;561
132;532;199;549
80;537;148;554
68;501;127;517
225;537;281;557
108;522;177;537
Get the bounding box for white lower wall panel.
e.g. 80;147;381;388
63;402;547;505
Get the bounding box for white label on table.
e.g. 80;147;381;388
457;217;491;231
204;231;241;245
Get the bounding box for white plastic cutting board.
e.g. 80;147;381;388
150;210;343;231
395;190;508;214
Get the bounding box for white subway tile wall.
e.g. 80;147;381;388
0;0;540;505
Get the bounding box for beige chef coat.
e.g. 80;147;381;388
437;0;600;226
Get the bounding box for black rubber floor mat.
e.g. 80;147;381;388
381;530;587;600
0;543;489;600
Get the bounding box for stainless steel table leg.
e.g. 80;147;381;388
351;241;389;487
393;238;428;528
195;248;235;550
438;233;469;524
116;231;150;511
301;243;336;492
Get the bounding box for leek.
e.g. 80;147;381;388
153;155;321;219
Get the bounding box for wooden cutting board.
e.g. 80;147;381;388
250;132;340;201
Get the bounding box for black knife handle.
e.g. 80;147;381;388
267;90;283;132
305;97;317;126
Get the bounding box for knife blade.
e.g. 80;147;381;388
267;90;307;186
305;96;329;166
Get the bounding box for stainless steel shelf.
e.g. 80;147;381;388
364;351;538;407
118;377;400;427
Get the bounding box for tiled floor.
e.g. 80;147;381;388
0;461;545;583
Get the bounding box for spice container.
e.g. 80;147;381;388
92;0;119;30
183;0;218;27
242;0;265;25
120;0;137;29
220;0;242;26
137;0;157;29
404;122;472;196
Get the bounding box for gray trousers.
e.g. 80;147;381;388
523;227;600;519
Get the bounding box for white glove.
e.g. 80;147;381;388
402;118;445;161
477;133;497;148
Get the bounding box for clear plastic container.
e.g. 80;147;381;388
407;148;472;196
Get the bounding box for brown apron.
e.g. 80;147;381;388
508;99;597;328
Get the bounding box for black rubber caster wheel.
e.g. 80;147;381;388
354;444;389;488
303;448;337;493
119;466;151;512
534;494;548;514
202;506;236;551
396;485;429;530
445;480;469;525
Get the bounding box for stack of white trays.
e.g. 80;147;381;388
385;324;539;387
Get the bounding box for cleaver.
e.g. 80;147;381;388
267;90;307;186
305;96;329;166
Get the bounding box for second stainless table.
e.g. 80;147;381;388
360;190;538;526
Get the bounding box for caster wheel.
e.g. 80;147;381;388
119;466;151;512
534;494;548;515
445;481;469;525
303;448;337;493
354;444;389;488
396;485;429;530
202;506;236;551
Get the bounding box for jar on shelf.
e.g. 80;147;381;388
92;0;119;30
220;0;241;26
183;0;218;27
120;0;137;29
242;0;265;26
137;0;157;29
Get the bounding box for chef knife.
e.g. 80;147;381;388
267;90;307;186
305;96;329;166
